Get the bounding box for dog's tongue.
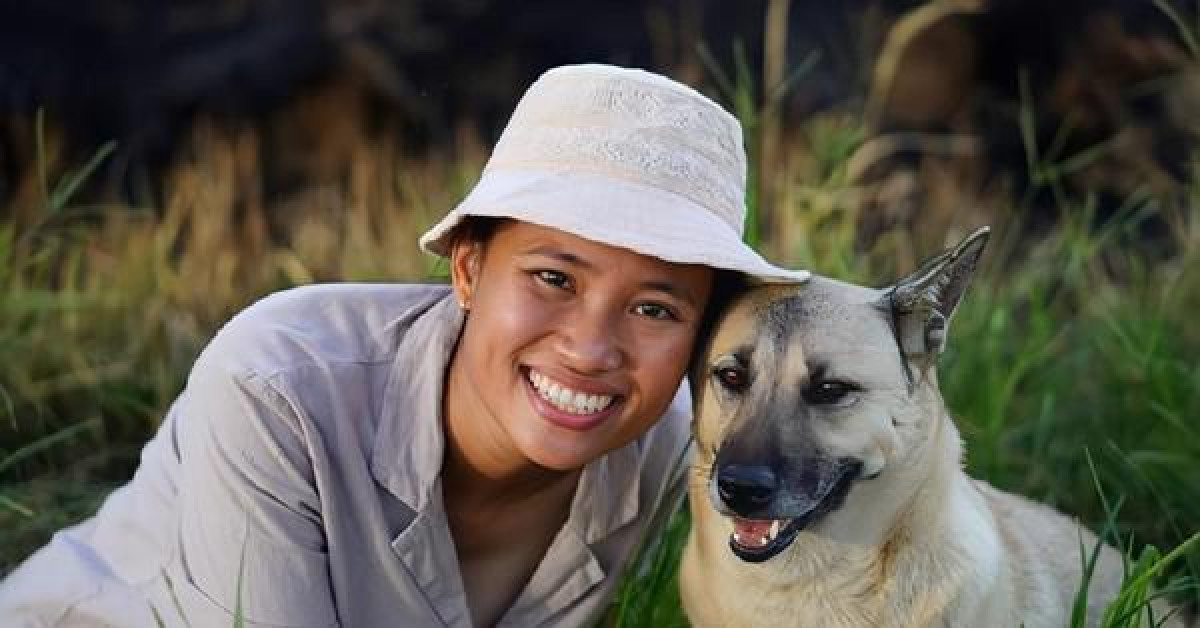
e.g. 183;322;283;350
731;517;775;549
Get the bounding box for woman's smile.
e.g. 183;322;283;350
525;367;624;431
527;368;618;415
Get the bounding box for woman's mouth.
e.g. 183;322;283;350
526;368;621;430
529;369;615;414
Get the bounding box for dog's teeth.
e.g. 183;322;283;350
759;535;770;546
768;520;780;540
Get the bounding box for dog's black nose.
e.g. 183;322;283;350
716;464;778;516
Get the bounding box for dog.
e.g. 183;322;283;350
680;227;1187;628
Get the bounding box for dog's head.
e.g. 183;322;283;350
690;227;989;563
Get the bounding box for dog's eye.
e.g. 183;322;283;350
713;366;749;393
803;380;858;406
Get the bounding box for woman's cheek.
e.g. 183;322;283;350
653;323;701;368
637;329;696;388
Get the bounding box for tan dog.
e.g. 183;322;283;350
680;228;1186;628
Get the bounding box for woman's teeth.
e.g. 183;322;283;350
529;370;615;415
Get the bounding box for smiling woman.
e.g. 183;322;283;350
0;64;805;628
440;220;718;624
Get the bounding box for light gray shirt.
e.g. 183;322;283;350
0;283;693;627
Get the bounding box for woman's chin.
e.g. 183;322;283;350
522;441;592;472
509;426;599;472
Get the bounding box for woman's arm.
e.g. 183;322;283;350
167;350;339;627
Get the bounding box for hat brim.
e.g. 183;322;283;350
419;168;810;284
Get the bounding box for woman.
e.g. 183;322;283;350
0;64;807;627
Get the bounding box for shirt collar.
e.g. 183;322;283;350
371;287;641;541
571;438;641;544
372;287;461;512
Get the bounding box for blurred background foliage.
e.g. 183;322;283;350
1;0;1199;623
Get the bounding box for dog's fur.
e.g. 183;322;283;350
680;228;1186;628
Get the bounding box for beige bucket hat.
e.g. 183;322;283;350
419;63;809;283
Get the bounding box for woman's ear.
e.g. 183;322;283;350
449;238;483;310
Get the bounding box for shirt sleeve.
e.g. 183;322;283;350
167;350;339;628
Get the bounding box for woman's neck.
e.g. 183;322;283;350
440;428;579;514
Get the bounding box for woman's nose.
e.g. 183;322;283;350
557;309;624;373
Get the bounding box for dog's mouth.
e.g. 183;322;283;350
724;460;862;563
729;516;802;563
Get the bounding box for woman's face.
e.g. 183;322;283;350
448;221;713;472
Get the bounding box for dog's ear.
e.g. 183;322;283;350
887;226;990;359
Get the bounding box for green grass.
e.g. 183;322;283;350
2;104;1198;628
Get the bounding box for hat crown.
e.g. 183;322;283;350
484;64;748;236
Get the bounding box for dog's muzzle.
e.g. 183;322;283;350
712;458;863;563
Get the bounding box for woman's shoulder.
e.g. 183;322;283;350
196;282;453;379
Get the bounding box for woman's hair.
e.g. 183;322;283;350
445;216;508;252
693;269;749;362
440;216;509;281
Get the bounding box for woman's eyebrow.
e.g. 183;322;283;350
519;247;592;268
640;279;700;307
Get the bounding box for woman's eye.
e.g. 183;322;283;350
633;303;677;321
802;380;859;407
713;365;749;393
533;270;571;290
